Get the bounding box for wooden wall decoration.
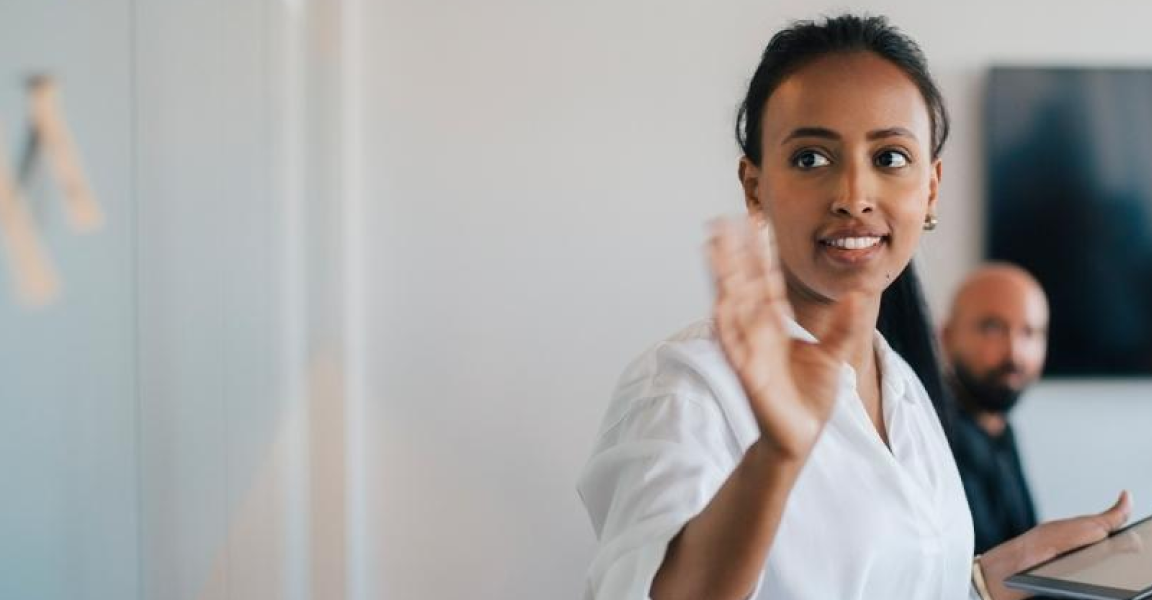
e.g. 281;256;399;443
0;75;104;307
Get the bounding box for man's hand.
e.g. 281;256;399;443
981;491;1132;600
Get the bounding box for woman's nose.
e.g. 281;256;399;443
830;163;875;216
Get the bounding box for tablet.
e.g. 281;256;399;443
1005;515;1152;600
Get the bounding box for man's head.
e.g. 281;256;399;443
942;263;1049;414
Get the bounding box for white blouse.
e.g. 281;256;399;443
577;319;977;599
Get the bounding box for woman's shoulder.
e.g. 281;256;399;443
596;319;758;449
614;319;727;401
617;317;812;397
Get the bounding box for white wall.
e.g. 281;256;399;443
361;1;1152;598
1015;382;1152;521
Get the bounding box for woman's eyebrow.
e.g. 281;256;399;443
866;127;918;141
781;127;839;144
780;126;919;144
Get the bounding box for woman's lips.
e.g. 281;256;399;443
818;235;888;264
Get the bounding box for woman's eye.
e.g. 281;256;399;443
793;151;830;169
875;150;910;168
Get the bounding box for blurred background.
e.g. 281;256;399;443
1;0;1151;599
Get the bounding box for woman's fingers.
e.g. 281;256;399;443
750;214;792;323
709;218;782;332
710;217;786;308
708;221;752;365
707;219;746;291
707;216;791;388
812;290;871;362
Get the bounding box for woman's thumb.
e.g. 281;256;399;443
817;291;871;361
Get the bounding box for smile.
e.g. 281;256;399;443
822;236;884;250
817;234;890;264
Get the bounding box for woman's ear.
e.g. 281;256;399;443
927;158;942;215
738;157;763;215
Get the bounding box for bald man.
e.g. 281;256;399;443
942;263;1050;555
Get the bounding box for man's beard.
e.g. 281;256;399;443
951;361;1027;414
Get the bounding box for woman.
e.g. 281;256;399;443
577;14;1129;600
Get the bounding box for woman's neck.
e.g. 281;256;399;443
791;287;889;446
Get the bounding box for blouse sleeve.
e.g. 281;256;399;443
577;390;757;599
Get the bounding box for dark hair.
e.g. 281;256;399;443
735;14;956;426
877;265;955;430
735;14;950;165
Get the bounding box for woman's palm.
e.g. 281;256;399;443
708;218;864;459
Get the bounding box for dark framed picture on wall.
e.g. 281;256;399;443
986;66;1152;377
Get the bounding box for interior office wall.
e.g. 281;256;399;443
361;0;1152;598
134;0;297;598
0;1;354;599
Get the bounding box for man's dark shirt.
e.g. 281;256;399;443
950;409;1038;554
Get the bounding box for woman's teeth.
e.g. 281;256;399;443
825;236;882;250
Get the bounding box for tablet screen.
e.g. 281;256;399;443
1026;516;1152;592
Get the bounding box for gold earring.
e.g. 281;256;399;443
924;214;938;231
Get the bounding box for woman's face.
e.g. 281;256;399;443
740;51;940;305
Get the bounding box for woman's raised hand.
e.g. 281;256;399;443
707;217;868;461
